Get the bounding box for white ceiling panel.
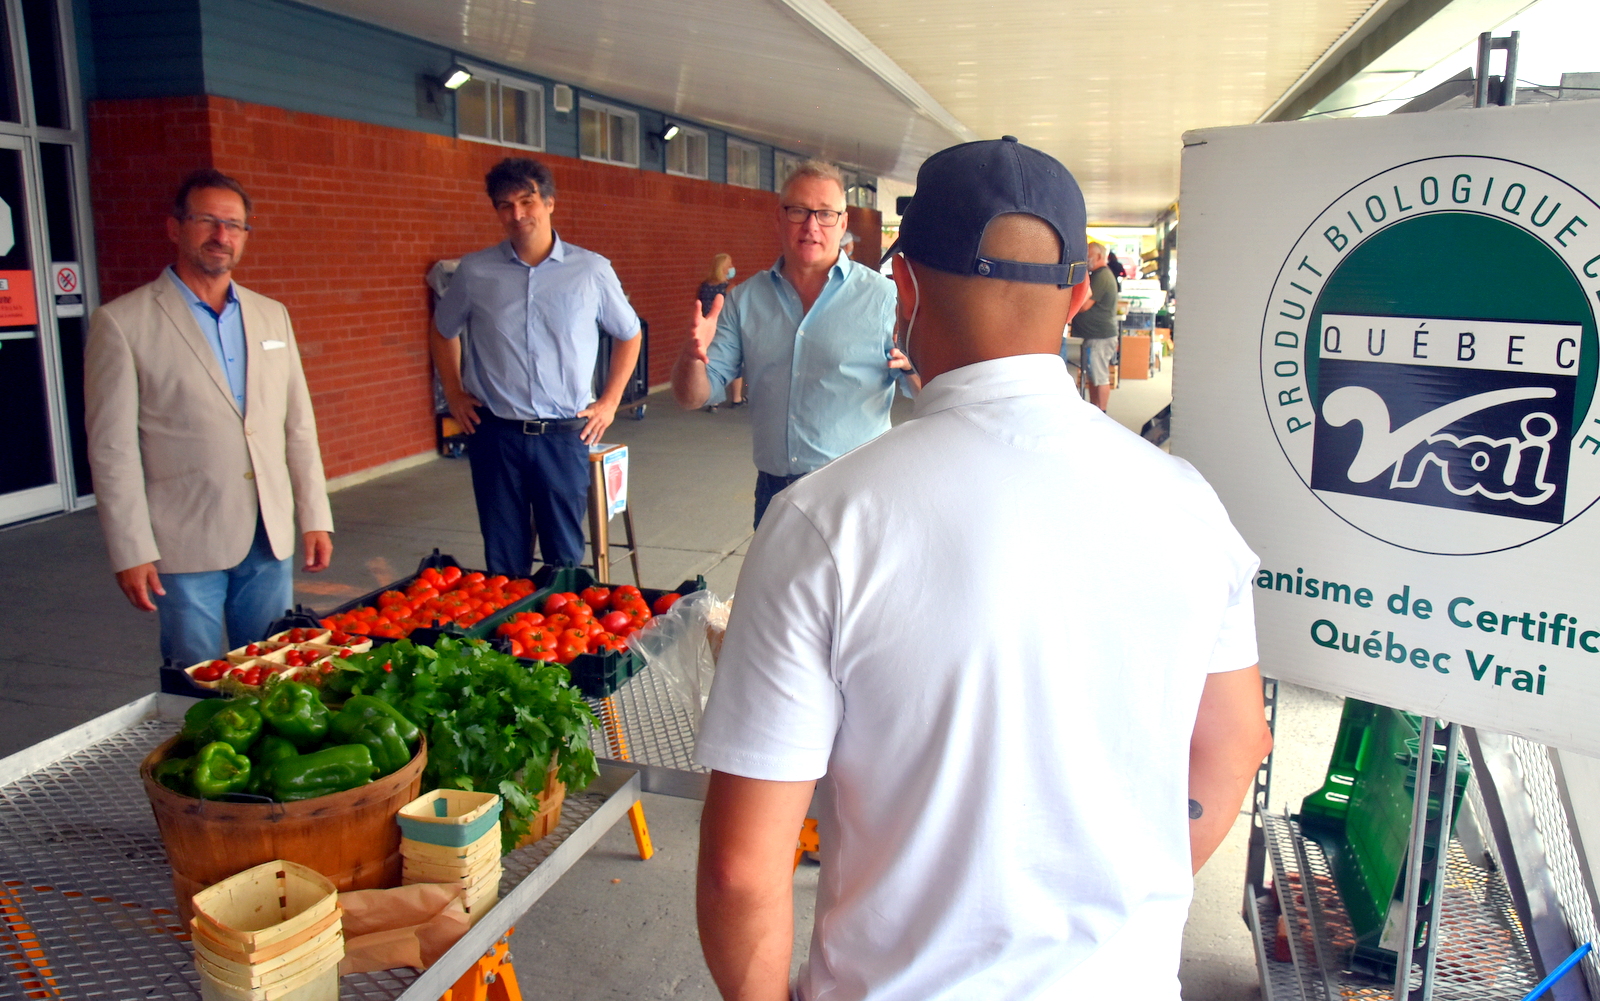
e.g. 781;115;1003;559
300;0;1387;223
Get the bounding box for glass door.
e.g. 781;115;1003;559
0;0;94;526
0;132;60;523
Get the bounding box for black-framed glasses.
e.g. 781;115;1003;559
181;213;252;234
782;205;844;226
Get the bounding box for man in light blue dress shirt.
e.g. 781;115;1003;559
432;158;641;575
672;161;917;527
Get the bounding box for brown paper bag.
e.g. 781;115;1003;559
336;883;473;974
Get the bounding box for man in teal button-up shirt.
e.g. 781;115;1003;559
673;161;917;527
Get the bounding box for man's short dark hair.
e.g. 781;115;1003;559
486;158;556;203
172;168;252;219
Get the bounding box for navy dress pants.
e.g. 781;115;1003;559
468;416;589;577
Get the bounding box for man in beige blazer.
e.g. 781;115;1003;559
85;169;334;671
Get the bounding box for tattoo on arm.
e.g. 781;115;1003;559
1189;798;1204;820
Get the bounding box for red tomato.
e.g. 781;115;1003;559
462;571;486;585
614;585;643;599
486;575;509;589
580;586;611;610
652;593;682;615
243;665;266;686
192;660;229;682
509;638;526;658
600;610;631;633
542;593;571;615
441;565;463;585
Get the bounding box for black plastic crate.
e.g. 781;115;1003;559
302;550;547;641
477;566;705;698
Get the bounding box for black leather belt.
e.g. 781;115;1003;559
480;412;588;435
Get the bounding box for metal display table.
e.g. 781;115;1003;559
0;693;643;1000
1251;812;1541;1000
589;658;708;801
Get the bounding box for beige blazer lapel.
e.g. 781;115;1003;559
239;290;281;418
154;275;241;416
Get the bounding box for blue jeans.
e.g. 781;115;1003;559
155;516;294;667
468;413;589;576
754;470;806;530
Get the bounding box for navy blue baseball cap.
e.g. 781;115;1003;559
884;136;1088;287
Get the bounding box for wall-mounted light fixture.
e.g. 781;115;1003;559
661;123;681;142
442;63;473;90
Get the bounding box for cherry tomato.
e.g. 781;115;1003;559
192;660;229;682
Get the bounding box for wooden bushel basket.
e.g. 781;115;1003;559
141;736;427;925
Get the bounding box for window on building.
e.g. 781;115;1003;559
726;138;761;188
665;126;708;179
580;99;639;167
455;68;544;150
774;152;803;193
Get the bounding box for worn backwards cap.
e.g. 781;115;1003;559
884;136;1088;287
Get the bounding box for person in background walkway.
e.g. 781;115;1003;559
671;160;917;528
432;158;641;578
85;168;334;670
695;137;1271;1001
1106;249;1126;281
697;254;744;411
1072;241;1120;411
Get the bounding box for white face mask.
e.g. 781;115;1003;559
726;267;736;278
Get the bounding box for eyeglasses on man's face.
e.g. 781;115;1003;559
782;205;844;227
182;213;252;234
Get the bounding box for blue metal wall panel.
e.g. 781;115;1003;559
83;0;840;197
86;0;203;99
707;128;726;184
199;0;452;136
546;90;579;159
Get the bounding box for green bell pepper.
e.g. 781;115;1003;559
153;755;193;795
345;716;411;776
259;681;331;747
196;703;263;753
180;695;260;743
269;744;377;802
191;741;252;799
247;735;299;795
328;695;419;746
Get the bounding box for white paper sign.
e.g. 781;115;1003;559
51;262;83;318
1175;99;1600;755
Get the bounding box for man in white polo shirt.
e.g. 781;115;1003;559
694;137;1273;1001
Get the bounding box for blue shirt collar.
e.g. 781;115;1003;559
165;266;238;317
503;233;568;268
769;250;848;285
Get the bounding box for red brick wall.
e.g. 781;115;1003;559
87;94;850;479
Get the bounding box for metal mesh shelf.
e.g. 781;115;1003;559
0;697;634;1000
1255;813;1541;1000
590;660;705;777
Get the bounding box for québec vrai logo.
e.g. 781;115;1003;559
1260;156;1600;555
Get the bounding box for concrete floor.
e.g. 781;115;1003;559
0;354;1346;999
